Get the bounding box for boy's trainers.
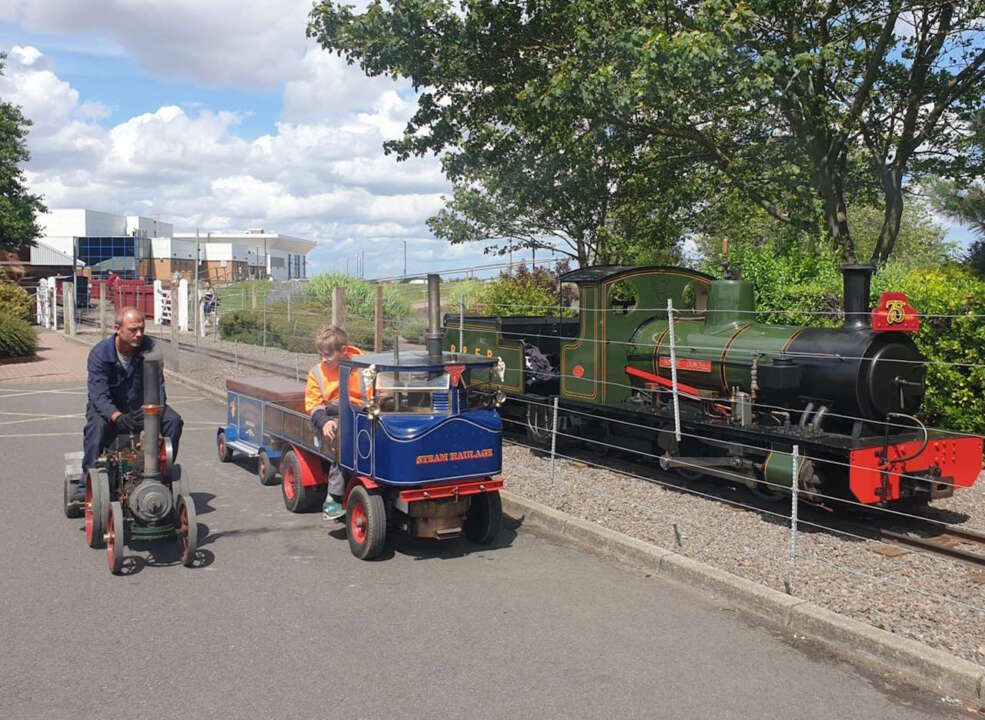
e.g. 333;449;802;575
322;499;345;520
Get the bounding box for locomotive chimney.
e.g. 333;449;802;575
142;354;163;479
841;264;874;330
426;273;443;365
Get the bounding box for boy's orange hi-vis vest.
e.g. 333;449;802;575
304;346;364;414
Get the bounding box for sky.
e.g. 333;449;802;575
0;1;977;279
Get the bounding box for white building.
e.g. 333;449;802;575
173;228;315;282
30;209;315;283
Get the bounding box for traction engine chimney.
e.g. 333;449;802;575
142;356;163;479
426;273;443;365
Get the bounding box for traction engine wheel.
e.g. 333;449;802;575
85;468;110;549
217;431;233;462
258;449;279;486
346;485;386;560
176;493;198;567
106;500;126;575
464;490;503;545
280;449;326;512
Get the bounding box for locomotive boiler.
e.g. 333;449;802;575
446;264;982;508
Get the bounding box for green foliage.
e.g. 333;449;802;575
0;313;36;358
871;266;985;435
469;264;562;317
0;54;46;252
0;279;32;321
305;273;409;324
219;306;392;354
723;245;985;433
967;240;985;277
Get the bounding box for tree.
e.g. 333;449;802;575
308;0;694;266
0;53;46;252
559;0;985;264
926;110;985;275
310;2;985;266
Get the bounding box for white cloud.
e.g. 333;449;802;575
10;0;314;88
9;45;458;276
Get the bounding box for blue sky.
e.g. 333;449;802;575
0;2;979;281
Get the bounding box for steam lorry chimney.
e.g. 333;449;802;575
426;273;443;365
841;264;874;329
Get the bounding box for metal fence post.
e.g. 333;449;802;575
459;293;465;351
234;340;239;374
262;292;267;352
287;290;292;324
549;397;559;482
295;353;300;382
374;283;383;352
790;444;800;567
667;298;681;442
99;282;107;338
242;287;246;310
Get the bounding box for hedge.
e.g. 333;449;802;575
0;313;37;358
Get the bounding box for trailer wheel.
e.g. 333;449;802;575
85;468;110;548
346;485;386;560
465;490;503;545
280;450;325;512
258;450;278;486
217;431;233;462
106;501;126;575
177;494;198;567
63;471;84;518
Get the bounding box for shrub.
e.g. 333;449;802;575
470;263;566;316
305;273;410;324
0;280;32;322
723;245;985;434
0;313;37;358
219;307;392;354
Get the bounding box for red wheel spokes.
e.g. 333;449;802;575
84;479;94;543
283;466;295;500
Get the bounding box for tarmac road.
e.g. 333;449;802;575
0;380;966;720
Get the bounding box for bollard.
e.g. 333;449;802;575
234;340;239;374
549;397;559;482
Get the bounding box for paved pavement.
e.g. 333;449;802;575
0;331;88;385
0;344;969;719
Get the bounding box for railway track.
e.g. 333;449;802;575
879;524;985;569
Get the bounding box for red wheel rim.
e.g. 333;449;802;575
259;457;266;477
84;478;94;543
106;507;116;570
178;501;188;561
350;499;367;546
219;436;226;458
283;465;295;500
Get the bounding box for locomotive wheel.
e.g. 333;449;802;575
176;494;198;567
280;450;326;512
346;485;386;560
106;501;126;575
63;472;84;518
258;450;279;486
85;468;110;549
217;431;233;463
464;490;503;545
525;403;553;449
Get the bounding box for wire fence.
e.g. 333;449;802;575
35;263;985;661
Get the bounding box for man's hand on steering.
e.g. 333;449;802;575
115;409;144;434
